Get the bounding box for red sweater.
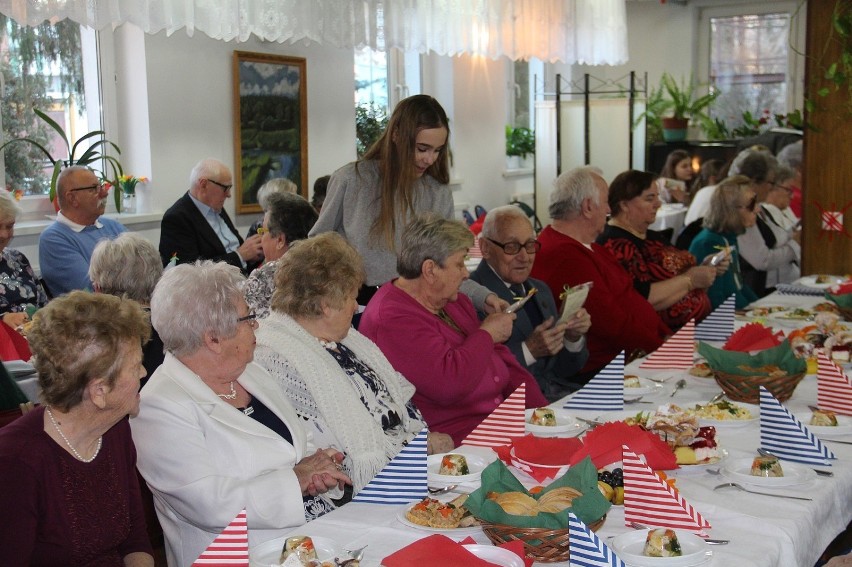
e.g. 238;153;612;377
530;226;670;374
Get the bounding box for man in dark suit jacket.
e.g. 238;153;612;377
470;205;590;401
159;158;262;273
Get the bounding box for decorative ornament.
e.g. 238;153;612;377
813;200;852;241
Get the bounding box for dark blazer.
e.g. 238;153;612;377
470;260;589;401
159;192;256;274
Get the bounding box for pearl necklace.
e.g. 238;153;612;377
217;381;238;400
45;407;102;463
318;338;338;350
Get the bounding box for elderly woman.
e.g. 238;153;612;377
246;177;300;240
89;233;165;381
0;190;47;330
131;261;350;566
254;232;452;497
597;170;721;330
360;214;548;446
689;176;759;309
0;291;153;565
244;192;318;319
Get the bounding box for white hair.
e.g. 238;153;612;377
89;233;163;303
480;205;533;240
548;166;604;220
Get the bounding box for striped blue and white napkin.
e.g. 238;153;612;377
352;427;428;504
695;294;735;341
775;283;825;296
563;351;624;411
759;387;836;466
569;512;625;567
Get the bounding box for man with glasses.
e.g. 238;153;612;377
38;166;127;296
159;158;262;274
470;205;590;400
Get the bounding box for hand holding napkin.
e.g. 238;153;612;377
569;421;678;470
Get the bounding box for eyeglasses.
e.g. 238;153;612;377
485;237;541;255
771;182;793;194
256;227;268;236
206;178;233;192
237;310;257;324
69;183;104;193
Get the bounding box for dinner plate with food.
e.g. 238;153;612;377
397;494;482;535
744;305;789;318
250;535;342;567
427;453;489;484
686;400;759;428
721;456;817;487
524;407;584;437
769;307;815;321
797;275;848;289
797;408;852;436
624;375;664;396
609;528;711;567
624;405;727;467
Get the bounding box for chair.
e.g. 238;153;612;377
675;217;704;251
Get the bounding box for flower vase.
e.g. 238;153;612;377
122;191;136;214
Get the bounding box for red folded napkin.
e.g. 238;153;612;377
0;322;31;362
511;434;583;466
568;421;678;470
829;281;852;295
724;323;784;352
460;537;533;567
383;534;532;567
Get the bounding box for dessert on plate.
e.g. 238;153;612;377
439;454;470;476
751;456;784;477
811;408;839;427
528;407;557;426
643;528;683;557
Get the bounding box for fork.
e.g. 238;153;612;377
713;482;812;501
427;484;458;495
624;397;654;404
629;522;729;545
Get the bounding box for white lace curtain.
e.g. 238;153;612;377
0;0;627;64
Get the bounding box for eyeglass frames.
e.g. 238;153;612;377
237;310;257;324
485;237;542;255
69;183;104;193
206;178;233;192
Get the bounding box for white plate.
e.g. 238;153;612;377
4;360;36;378
797;275;848;289
609;530;710;567
625;378;664;397
396;507;483;536
463;544;525;567
721;457;817;487
524;408;584;437
796;412;852;436
428;453;489;483
692;402;759;428
679;448;728;468
769;308;815;321
250;535;340;567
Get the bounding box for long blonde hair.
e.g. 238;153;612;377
360;95;451;250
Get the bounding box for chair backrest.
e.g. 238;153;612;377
510;200;543;233
675;217;705;251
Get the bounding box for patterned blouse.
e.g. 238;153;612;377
597;225;710;330
0;248;48;314
243;259;278;320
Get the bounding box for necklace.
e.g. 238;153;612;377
318;338;338;350
217;381;238;400
45;407;102;463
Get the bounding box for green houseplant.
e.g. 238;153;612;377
636;73;719;142
0;108;123;210
505;125;535;158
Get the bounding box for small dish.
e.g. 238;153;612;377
395;507;483;536
427;453;490;484
609;529;710;566
797;275;848;289
721;457;817;487
795;413;852;437
462;544;525;567
625;378;664;397
250;535;340;567
692;402;759;428
524;408;584;437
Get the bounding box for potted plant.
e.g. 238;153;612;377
0;108;123;211
355;102;388;156
505;125;535;169
636;73;719;142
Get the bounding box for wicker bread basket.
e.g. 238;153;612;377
713;370;806;403
479;514;606;563
837;306;852;322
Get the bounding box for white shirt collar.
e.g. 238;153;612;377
56;211;103;232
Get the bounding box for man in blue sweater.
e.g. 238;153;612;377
39;166;127;296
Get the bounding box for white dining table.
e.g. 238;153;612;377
650;203;688;243
265;289;851;567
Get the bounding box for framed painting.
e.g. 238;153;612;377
232;51;308;214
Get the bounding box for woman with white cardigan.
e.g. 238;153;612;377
254;232;454;498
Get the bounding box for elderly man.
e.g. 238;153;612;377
159;158;262;273
470;205;590;400
38;166;127;296
530;167;670;382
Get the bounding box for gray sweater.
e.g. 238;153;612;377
310;159;490;306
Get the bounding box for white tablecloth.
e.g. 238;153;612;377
650;203;688;243
269;291;851;567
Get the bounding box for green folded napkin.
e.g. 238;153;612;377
698;339;806;376
0;362;29;410
464;457;610;529
825;292;852;309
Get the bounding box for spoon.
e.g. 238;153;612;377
670;379;687;398
629;522;729;545
427;484;458;495
707;391;726;404
757;448;834;477
624;397;654;405
576;417;607;428
643;375;671;384
344;545;367;561
713;482;812;501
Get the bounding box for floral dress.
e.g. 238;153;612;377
597;225;710;330
243;259;278;319
0;248;48;314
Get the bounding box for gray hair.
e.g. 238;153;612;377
89;233;163;304
548;166;603;221
189;158;228;188
0;190;21;221
776;140;802;172
151;261;246;357
773;165;796;187
257;178;298;210
397;214;473;279
480;205;532;240
704;175;752;234
56;165;93;206
728;149;777;183
265;192;317;241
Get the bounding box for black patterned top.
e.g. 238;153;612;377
0;248;48;314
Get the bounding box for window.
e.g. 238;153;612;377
508;58;543;130
0;18;102;196
698;2;805;132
